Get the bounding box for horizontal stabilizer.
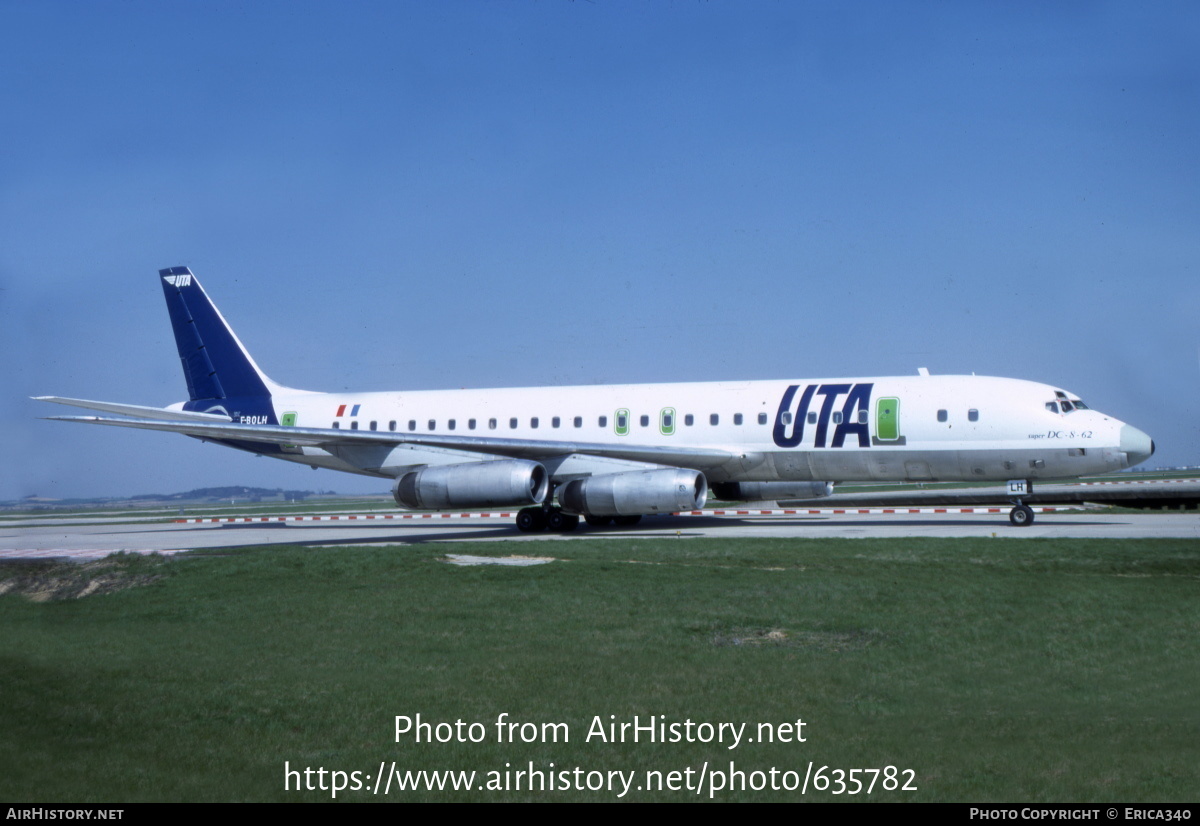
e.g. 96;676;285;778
33;397;232;422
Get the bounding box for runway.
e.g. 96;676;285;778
2;508;1196;559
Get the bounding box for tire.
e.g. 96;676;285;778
546;511;578;532
1009;505;1035;527
516;507;546;532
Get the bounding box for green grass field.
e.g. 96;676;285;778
2;537;1197;802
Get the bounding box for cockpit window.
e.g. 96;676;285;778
1060;401;1074;413
1072;400;1089;410
1045;402;1059;414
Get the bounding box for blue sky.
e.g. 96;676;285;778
3;1;1197;500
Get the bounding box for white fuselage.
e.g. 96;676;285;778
252;374;1145;485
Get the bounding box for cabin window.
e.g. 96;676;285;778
427;419;435;431
663;412;673;428
531;417;539;429
369;421;377;431
408;420;416;431
489;418;497;430
350;421;358;430
573;416;582;428
858;409;868;424
617;413;627;429
937;409;948;422
468;419;476;430
332;421;340;429
831;412;842;425
552;416;560;428
509;417;518;429
733;413;743;425
640;414;650;427
968;409;979;422
388;421;396;432
781;412;792;425
447;419;455;431
807;412;817;425
710;413;719;426
685;414;694;426
599;415;607;427
758;412;768;425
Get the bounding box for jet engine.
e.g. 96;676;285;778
392;459;548;510
558;468;707;516
710;481;834;501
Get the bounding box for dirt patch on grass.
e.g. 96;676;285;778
0;553;168;601
711;627;881;651
442;554;556;567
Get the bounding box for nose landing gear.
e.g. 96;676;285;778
1007;479;1035;527
1009;504;1035;526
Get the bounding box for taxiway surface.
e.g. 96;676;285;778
2;510;1196;560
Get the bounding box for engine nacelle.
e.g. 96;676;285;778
711;481;834;501
392;460;548;510
558;468;707;516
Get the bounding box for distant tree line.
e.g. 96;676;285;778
126;487;317;502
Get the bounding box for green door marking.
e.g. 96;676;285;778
659;407;676;436
876;398;900;441
615;408;630;436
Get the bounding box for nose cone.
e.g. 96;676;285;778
1119;425;1155;467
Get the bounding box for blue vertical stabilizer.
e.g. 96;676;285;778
159;268;276;424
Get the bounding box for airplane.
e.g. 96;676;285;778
37;267;1155;530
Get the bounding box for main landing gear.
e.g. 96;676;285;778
515;506;580;533
1007;479;1035;527
514;506;641;532
516;481;645;532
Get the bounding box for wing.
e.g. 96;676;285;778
41;411;736;470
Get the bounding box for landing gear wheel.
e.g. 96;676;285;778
584;515;613;528
516;507;547;532
612;515;642;527
546;511;579;532
1009;504;1035;527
